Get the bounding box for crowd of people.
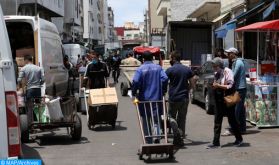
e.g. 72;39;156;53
18;46;247;149
131;47;247;148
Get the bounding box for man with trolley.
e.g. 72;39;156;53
132;51;168;144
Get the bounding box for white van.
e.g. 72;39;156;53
63;43;87;66
0;5;21;159
5;16;69;96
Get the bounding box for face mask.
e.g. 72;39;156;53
92;60;98;64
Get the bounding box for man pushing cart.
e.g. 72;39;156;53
132;51;174;160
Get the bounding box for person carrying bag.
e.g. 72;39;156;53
207;57;243;149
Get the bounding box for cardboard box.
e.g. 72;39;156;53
88;87;118;106
16;48;35;57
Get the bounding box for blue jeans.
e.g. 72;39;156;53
236;88;247;132
142;117;160;144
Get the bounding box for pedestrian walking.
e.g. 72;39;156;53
111;51;121;83
83;52;109;89
132;51;168;144
165;51;195;146
207;57;243;149
226;47;247;134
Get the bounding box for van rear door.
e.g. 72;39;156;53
0;69;9;159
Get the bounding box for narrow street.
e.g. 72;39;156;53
21;76;279;165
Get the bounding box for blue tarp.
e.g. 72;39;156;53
215;1;268;38
263;1;276;19
215;23;228;38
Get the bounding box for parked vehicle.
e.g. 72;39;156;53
190;61;215;114
5;16;69;96
191;59;257;114
63;44;87;66
167;21;212;65
0;5;21;159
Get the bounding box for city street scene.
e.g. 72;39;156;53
2;0;279;165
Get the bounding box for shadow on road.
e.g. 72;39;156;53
184;139;210;146
143;157;178;164
243;130;261;135
34;135;90;146
221;142;251;148
22;143;45;164
91;121;128;132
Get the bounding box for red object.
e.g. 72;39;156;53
249;68;257;81
115;27;124;36
133;46;160;55
5;91;21;158
236;19;279;32
261;63;276;74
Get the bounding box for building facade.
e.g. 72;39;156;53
0;0;64;20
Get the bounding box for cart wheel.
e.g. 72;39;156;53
111;121;116;130
139;154;143;160
120;82;128;96
169;153;175;160
71;114;82;140
20;114;29;143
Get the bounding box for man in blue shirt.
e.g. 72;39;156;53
227;47;247;133
166;51;195;146
132;51;168;143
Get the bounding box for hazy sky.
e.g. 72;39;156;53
107;0;148;27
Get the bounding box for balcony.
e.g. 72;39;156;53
188;0;221;21
157;0;170;16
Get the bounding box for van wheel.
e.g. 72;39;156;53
20;114;29;143
205;92;214;115
121;82;128;96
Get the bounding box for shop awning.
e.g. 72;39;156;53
133;46;161;55
236;2;266;21
263;1;276;19
215;24;228;38
235;19;279;32
212;12;230;23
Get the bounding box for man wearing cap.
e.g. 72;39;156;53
226;47;247;134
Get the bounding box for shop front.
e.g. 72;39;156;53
236;19;279;127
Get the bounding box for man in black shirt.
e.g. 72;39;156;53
166;51;195;146
83;52;109;89
111;51;121;83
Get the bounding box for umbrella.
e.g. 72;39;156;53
236;19;279;32
133;46;160;55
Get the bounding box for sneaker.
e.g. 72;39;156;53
206;144;220;149
233;140;243;147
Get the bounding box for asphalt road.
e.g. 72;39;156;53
22;76;279;165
